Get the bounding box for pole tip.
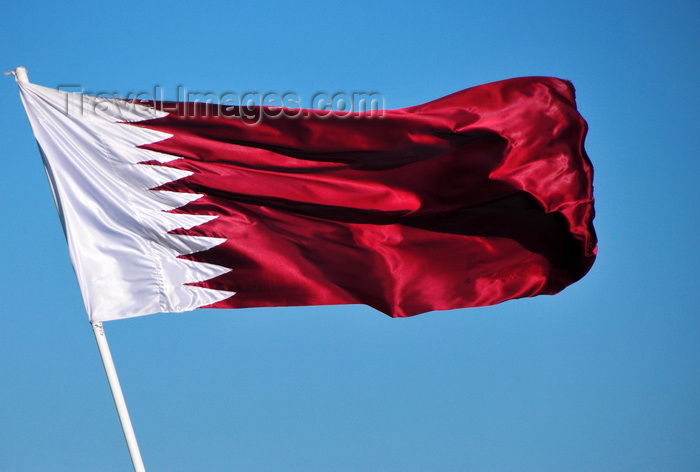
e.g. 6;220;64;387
4;67;29;83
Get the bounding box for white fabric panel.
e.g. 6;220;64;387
19;82;235;322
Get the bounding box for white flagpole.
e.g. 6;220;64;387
7;67;146;471
92;322;147;472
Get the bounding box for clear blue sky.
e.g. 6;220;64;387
1;1;698;471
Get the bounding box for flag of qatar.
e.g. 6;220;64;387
18;76;596;322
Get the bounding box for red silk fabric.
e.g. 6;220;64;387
130;76;596;317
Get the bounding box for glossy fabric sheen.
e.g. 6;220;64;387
19;82;235;322
129;76;596;317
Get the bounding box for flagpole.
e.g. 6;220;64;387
91;322;146;472
9;66;145;470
